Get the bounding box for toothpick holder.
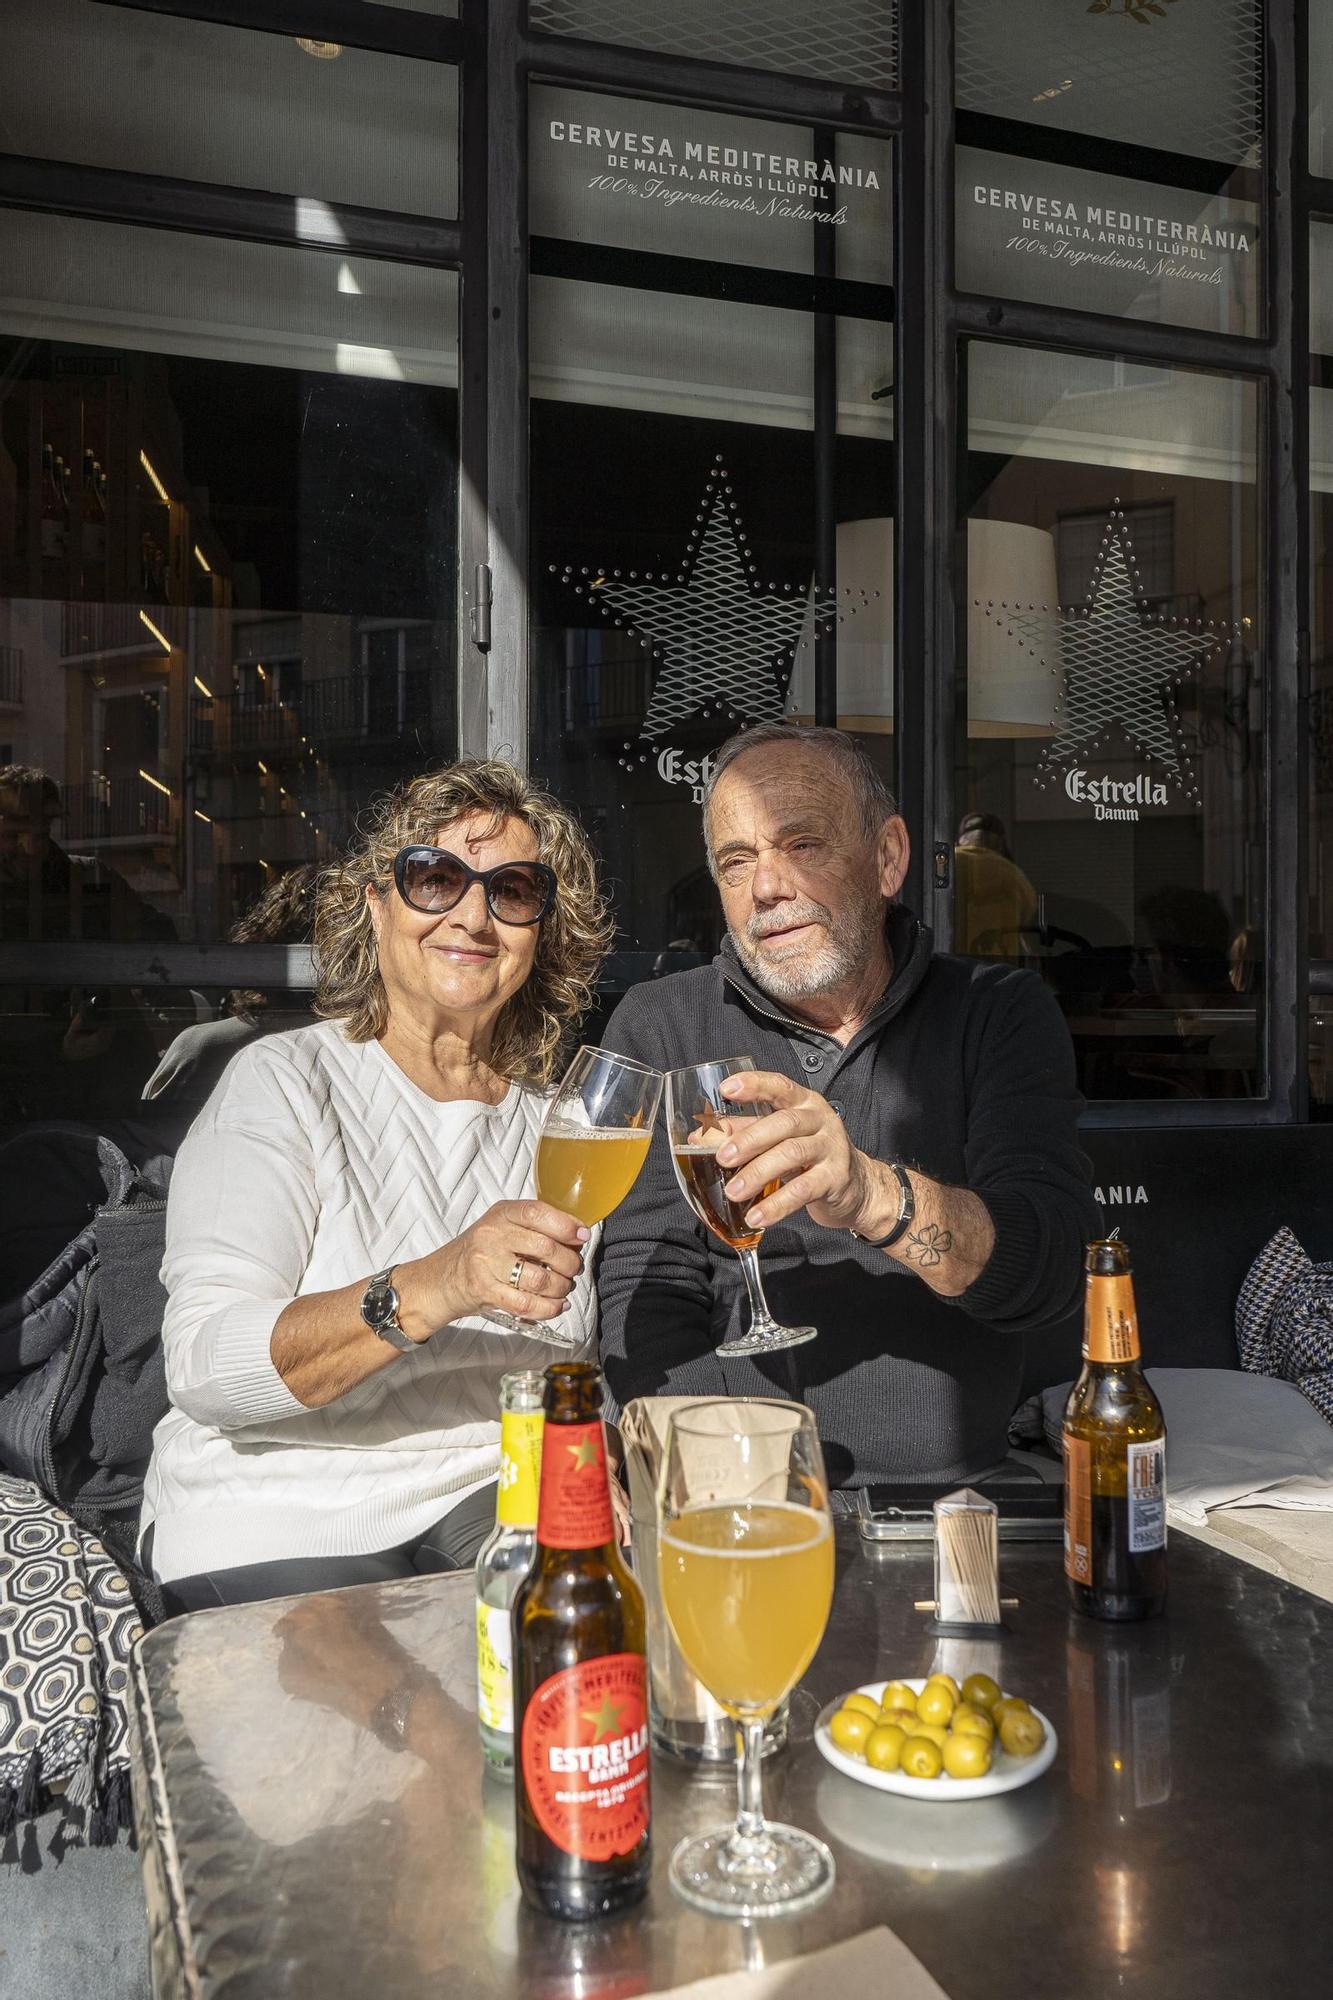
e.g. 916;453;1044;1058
926;1487;1006;1637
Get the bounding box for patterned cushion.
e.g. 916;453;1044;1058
0;1474;142;1843
1236;1227;1333;1426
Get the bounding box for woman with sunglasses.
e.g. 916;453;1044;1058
139;760;613;1614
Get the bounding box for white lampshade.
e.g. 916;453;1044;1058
789;517;895;731
789;517;1063;737
967;519;1064;739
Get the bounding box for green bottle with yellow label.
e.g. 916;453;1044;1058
476;1370;545;1771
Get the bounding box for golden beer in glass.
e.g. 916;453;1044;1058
660;1501;832;1719
537;1126;652;1228
658;1400;835;1919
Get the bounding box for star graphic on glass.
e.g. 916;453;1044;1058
556;456;832;742
581;1694;625;1744
976;501;1241;805
567;1434;602;1473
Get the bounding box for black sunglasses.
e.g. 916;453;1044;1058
391;846;556;927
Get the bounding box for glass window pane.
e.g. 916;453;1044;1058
957;146;1259;338
1312;3;1333;178
958;343;1263;1104
533;86;892;285
957;0;1263;165
529;2;897;92
4;0;458;218
531;275;893;990
0;214;458;1122
956;0;1262;337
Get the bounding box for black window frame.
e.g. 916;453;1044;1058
0;0;1317;1132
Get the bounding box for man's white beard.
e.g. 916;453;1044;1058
730;890;885;1004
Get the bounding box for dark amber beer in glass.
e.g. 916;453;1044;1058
512;1363;651;1920
1063;1240;1167;1622
672;1142;778;1252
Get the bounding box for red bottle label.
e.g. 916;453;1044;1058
520;1653;650;1862
536;1419;613;1548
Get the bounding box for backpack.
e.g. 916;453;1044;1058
0;1123;175;1623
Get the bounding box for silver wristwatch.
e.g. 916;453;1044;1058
361;1268;414;1352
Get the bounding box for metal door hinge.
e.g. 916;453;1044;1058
470;563;493;652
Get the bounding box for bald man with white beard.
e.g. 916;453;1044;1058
596;723;1098;1490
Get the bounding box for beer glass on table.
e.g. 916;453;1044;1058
492;1046;663;1338
658;1401;836;1918
665;1057;816;1355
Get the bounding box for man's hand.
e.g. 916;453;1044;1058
716;1068;996;1299
715;1069;874;1233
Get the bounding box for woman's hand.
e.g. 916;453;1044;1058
396;1200;590;1336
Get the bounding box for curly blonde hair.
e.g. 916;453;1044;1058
314;760;614;1088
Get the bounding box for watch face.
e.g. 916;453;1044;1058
364;1274;396;1326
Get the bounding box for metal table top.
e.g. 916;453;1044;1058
129;1526;1332;2000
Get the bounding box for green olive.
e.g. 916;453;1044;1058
960;1672;1003;1714
951;1707;995;1744
865;1723;907;1773
900;1735;944;1780
916;1682;957;1727
881;1679;919;1714
999;1710;1046;1759
942;1732;993;1780
829;1706;874;1754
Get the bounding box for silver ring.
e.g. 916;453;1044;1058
508;1259;524;1290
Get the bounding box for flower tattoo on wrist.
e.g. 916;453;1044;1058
903;1222;953;1269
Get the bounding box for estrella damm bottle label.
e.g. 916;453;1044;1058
535;1419;613;1548
1083;1274;1141;1364
497;1408;544;1529
520;1653;650;1862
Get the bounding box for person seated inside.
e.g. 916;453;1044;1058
953;809;1038;960
139;759;612;1614
598;723;1100;1491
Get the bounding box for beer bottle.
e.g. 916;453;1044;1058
475;1368;545;1773
1063;1239;1167;1621
512;1362;650;1921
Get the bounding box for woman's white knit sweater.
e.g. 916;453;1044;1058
140;1021;595;1582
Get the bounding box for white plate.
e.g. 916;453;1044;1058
814;1678;1058;1803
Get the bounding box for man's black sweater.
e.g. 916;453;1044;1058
596;908;1099;1485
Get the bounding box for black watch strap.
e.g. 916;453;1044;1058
851;1162;916;1250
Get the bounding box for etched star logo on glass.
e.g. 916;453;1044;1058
555;456;835;746
974;499;1246;804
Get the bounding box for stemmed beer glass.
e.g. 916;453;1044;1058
658;1401;836;1918
492;1045;662;1338
665;1058;817;1355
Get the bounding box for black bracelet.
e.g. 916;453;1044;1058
850;1162;916;1250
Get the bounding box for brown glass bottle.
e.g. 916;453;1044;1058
1063;1240;1167;1622
512;1362;650;1921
